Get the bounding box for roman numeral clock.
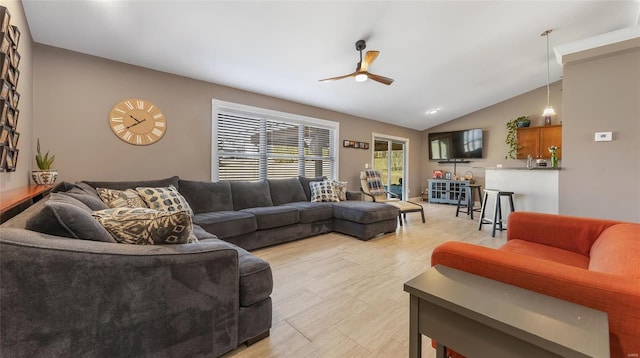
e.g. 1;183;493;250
109;98;166;145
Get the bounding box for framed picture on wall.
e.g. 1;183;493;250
0;145;6;169
343;140;350;147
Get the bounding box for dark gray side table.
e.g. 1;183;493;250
404;265;609;358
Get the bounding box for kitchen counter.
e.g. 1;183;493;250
485;167;561;171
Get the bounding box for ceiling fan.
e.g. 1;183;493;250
319;40;394;86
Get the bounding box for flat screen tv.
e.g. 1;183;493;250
428;128;483;160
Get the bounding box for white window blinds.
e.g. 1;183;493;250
212;100;338;181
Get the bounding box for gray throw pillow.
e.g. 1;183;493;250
65;187;110;211
25;195;115;243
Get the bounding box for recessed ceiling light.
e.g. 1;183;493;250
425;108;440;115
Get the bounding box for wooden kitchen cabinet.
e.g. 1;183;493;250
517;125;562;159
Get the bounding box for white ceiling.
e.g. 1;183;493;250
22;1;639;131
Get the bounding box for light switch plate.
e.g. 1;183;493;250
595;132;612;142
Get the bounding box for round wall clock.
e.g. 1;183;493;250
108;98;166;145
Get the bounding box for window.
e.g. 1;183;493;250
212;100;339;181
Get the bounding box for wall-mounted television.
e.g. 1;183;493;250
428;128;483;160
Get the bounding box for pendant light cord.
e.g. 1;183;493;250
546;31;551;106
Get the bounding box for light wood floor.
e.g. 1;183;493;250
223;201;507;358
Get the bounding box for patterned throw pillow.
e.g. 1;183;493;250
135;185;194;216
96;187;148;208
332;180;348;201
309;180;340;202
92;207;198;245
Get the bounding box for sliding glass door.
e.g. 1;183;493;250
373;136;407;200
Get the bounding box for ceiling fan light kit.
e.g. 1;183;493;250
354;73;368;82
319;39;394;85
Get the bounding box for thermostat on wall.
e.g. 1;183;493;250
594;132;612;142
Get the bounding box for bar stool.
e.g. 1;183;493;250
478;189;515;237
455;184;483;220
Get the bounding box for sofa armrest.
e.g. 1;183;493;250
0;228;240;357
432;241;640;357
506;211;623;256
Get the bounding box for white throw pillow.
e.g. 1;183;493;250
309;180;340;202
135;185;194;216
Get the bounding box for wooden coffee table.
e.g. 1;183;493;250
404;265;609;358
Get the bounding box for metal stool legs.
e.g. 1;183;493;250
479;189;515;237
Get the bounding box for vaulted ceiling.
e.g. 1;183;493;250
23;1;639;130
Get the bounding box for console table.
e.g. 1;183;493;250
0;185;53;223
427;179;470;204
404;265;609;358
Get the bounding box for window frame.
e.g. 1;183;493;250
211;99;339;181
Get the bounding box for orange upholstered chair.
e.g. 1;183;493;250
431;211;640;358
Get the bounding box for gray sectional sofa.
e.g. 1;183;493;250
0;175;399;357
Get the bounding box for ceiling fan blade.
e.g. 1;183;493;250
319;72;356;82
367;72;394;85
361;51;379;72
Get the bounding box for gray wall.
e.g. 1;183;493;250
0;0;33;191
420;82;563;193
560;43;639;221
31;45;423;196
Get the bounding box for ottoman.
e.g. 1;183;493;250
331;201;399;240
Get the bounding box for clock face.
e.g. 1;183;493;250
109;98;166;145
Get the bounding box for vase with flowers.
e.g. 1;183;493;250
548;145;559;168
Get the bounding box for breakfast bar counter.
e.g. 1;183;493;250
483;167;559;223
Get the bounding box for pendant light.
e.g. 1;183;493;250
541;29;555;125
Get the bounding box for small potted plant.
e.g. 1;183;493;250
515;116;531;128
32;138;58;185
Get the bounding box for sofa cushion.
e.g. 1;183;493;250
97;188;148;208
63;187;109;211
82;176;180;191
331;201;399;224
230;181;273;210
279;201;334;223
234;244;273;306
241;206;300;230
589;224;640;278
267;178;307;205
25;194;115;243
500;239;590;269
299;176;326;201
135;185;194;216
310;180;340;202
178;179;233;213
192;211;257;239
92;207;198;245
